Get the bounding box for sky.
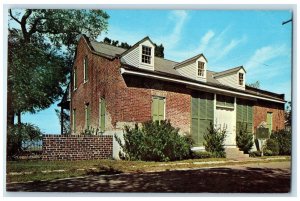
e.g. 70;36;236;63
18;9;292;134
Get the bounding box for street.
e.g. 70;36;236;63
6;161;291;193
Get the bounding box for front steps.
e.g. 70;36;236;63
225;147;249;160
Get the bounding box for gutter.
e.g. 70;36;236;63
120;68;286;104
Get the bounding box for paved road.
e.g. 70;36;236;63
6;161;291;193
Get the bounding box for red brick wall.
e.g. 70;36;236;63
42;135;113;160
70;38;192;134
253;100;285;131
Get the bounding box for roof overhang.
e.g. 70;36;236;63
120;67;286;104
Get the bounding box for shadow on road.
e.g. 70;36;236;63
6;166;290;193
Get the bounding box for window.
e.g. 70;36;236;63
197;61;205;77
152;96;165;122
142;45;151;64
84;56;88;82
99;98;106;132
239;73;244;85
216;95;234;108
72;109;76;133
73;68;77;90
85;103;90;129
267;112;273;134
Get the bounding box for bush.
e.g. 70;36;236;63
7;123;43;160
265;139;279;156
264;149;273;156
115;120;192;162
192;151;212;159
236;124;254;154
249;151;261;157
203;123;226;158
270;129;291;155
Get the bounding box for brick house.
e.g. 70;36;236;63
67;35;285;156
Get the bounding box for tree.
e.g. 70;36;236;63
246;81;260;89
102;37;165;58
285;101;291;127
55;109;70;134
154;43;164;58
8;9;109;126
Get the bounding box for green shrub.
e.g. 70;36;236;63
265;139;279;156
249;151;261;157
270;129;291;155
192;151;212;159
203;123;226;158
236;124;254;154
264;149;273;156
115;120;192;162
7;123;43;160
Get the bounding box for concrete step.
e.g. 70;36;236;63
225;148;249;159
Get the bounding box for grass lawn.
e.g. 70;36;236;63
6;156;290;183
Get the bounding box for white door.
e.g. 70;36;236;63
215;107;236;147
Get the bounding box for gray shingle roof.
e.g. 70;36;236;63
85;38;283;101
213;66;246;77
174;53;207;68
89;41;127;57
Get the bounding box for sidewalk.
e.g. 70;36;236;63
7;156;290;177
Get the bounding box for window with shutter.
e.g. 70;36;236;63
266;112;273;134
84;56;88;82
73;68;77;90
191;92;214;146
99;98;106;132
85;103;90;129
152;96;165;122
72;109;76;133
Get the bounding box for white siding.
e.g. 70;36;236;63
176;56;207;82
122;47;139;67
215;68;246;90
121;39;155;71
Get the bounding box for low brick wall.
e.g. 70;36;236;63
42;135;113;160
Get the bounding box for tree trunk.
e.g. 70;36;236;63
17;111;21;125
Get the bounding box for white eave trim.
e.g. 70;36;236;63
120;68;286;104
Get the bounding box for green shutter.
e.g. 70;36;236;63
152;97;165;122
247;105;253;134
242;104;247;122
85;104;90;128
206;98;214;120
158;98;164;121
100;99;106;131
191;93;214;146
73;68;77;89
73;109;76;133
267;112;272;134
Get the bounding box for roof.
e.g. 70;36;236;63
213;66;246;78
90;41;126;57
174;53;207;68
81;36;284;102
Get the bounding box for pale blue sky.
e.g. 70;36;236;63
20;10;292;134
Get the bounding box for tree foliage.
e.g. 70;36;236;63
236;124;254;154
270;129;291;155
246;81;260;89
203;123;227;158
7;123;43;160
103;37;165;58
8;9;109;124
285;101;291;127
115;120;192;162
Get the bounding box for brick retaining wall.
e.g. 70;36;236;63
42;135;113;160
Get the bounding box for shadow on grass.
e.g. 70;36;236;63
6;166;290;193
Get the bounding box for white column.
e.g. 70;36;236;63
213;93;217;125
